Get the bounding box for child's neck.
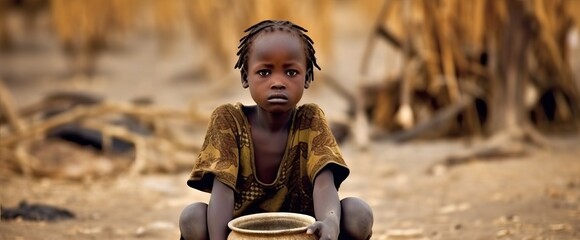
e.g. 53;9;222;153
253;106;293;133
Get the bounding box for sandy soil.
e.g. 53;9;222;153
1;138;579;240
1;2;580;239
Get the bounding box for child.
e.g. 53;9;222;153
179;20;373;240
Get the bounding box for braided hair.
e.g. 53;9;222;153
234;20;321;84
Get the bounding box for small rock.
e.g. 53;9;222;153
549;223;570;231
386;228;424;238
439;203;470;214
1;201;75;222
496;229;511;237
493;215;519;225
78;227;103;235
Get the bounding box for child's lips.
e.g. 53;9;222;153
267;93;288;103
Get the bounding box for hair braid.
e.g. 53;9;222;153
234;20;321;83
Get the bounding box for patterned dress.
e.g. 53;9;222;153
187;103;349;218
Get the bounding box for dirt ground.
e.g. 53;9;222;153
1;137;579;240
1;2;580;239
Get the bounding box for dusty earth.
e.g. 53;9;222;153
1;137;579;240
2;2;580;239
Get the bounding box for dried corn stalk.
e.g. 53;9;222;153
358;0;580;142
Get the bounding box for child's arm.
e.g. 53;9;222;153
208;177;234;240
308;168;341;239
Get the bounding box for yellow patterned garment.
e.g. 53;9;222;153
187;103;349;218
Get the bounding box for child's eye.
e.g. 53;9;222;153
257;70;271;77
286;70;298;77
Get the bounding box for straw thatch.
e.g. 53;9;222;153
356;0;579;142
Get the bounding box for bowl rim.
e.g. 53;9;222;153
227;212;316;235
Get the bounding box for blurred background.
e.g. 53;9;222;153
1;0;580;239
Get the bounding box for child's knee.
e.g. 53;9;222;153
179;202;208;226
179;203;208;240
341;197;373;219
340;197;373;239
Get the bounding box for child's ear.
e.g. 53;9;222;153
304;71;313;89
241;76;249;88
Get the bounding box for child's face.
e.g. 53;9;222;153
245;31;309;113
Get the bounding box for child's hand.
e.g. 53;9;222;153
306;218;339;240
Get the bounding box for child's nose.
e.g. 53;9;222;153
270;74;286;89
270;81;286;90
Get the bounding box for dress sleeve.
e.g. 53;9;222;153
187;105;240;193
304;104;350;189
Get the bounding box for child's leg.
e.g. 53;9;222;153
179;202;209;240
339;197;374;240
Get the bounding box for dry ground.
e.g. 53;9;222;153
1;1;580;239
1;138;579;240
